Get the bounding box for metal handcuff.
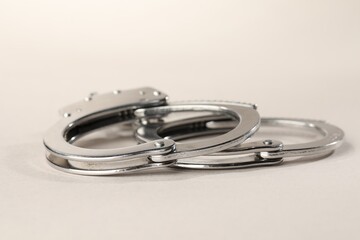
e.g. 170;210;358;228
136;115;344;169
43;87;344;175
43;87;260;175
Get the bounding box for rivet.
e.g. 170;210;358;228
263;140;273;145
154;141;165;148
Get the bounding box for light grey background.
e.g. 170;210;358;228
0;0;359;239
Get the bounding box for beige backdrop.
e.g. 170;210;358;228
0;0;359;239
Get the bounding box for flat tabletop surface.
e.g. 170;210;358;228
0;1;359;239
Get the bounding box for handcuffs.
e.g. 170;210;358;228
43;87;344;175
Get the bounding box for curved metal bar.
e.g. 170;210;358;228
136;115;344;169
44;87;175;163
208;118;344;159
135;101;261;162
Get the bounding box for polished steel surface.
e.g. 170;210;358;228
135;115;344;169
44;87;174;162
43;86;344;175
135;101;261;162
210;118;344;159
46;152;176;176
43;88;261;175
44;87;179;175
